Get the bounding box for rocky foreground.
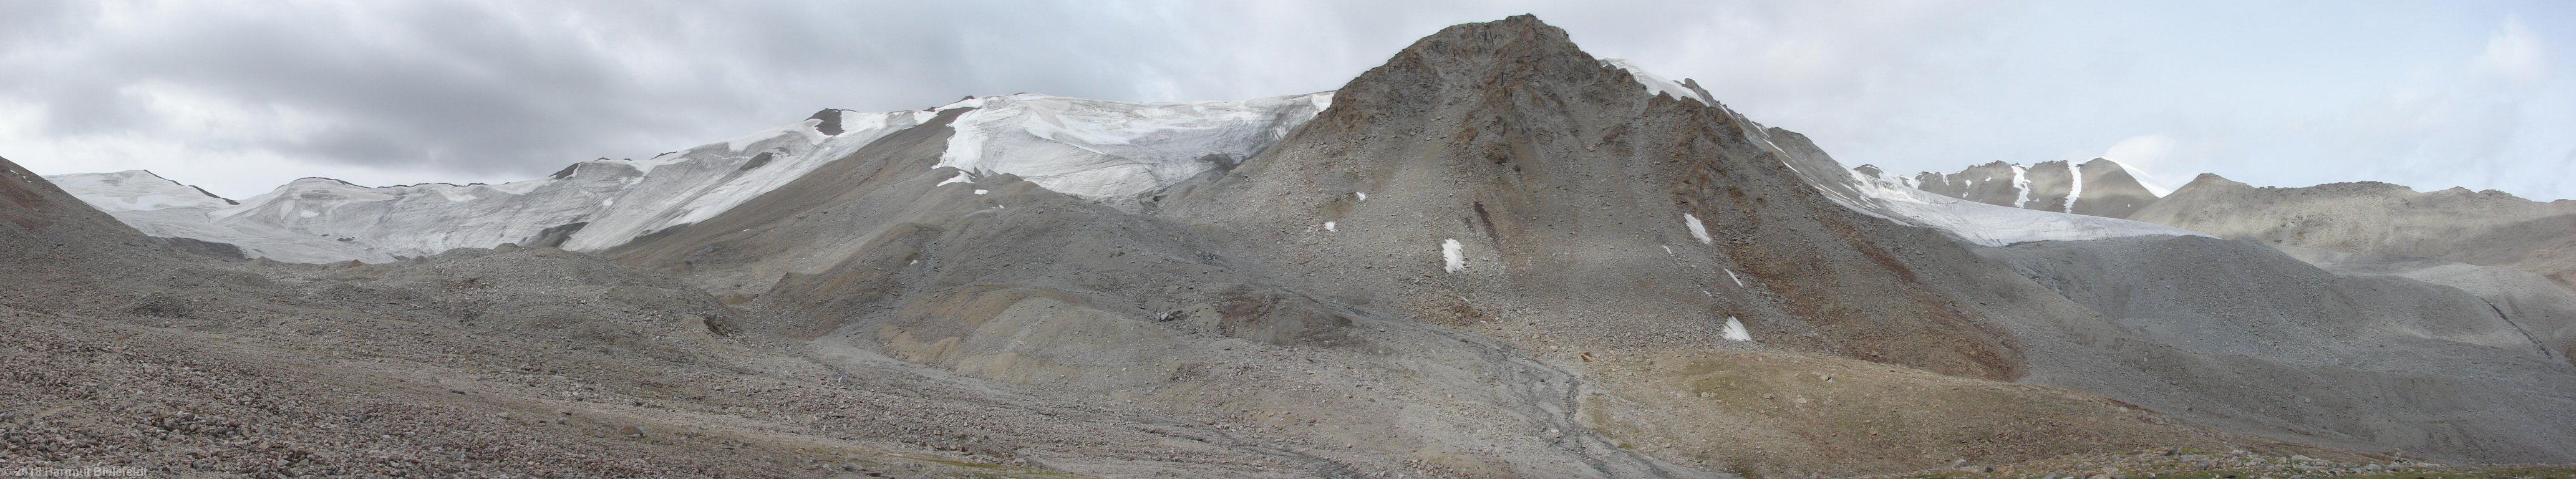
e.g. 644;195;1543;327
1874;450;2573;479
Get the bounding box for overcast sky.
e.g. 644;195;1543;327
4;1;2570;201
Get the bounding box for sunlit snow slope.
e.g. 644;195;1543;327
934;92;1331;201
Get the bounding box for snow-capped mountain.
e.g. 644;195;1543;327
1824;161;2197;247
1708;121;2195;246
47;93;1331;263
1885;158;2165;218
44;170;236;212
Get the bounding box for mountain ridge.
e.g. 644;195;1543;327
1881;157;2164;218
2134;171;2576;291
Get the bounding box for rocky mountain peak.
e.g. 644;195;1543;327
1170;13;2033;383
2177;172;2252;192
1318;16;1637;130
806;109;848;136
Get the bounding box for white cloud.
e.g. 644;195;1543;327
2316;14;2561;198
2474;16;2547;84
2102;134;2179;196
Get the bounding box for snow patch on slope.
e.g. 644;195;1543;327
2010;165;2032;209
1682;213;1713;244
2063;160;2084;211
1442;239;1466;273
1600;58;1711;104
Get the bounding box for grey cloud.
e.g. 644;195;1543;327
5;1;1405;182
15;2;686;175
4;0;1446;186
3;1;2569;201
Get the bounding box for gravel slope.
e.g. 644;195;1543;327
2130;174;2576;291
1978;235;2576;463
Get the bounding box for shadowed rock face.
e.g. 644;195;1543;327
2133;173;2576;291
1905;158;2161;218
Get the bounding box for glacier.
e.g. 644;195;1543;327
51;94;1334;263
